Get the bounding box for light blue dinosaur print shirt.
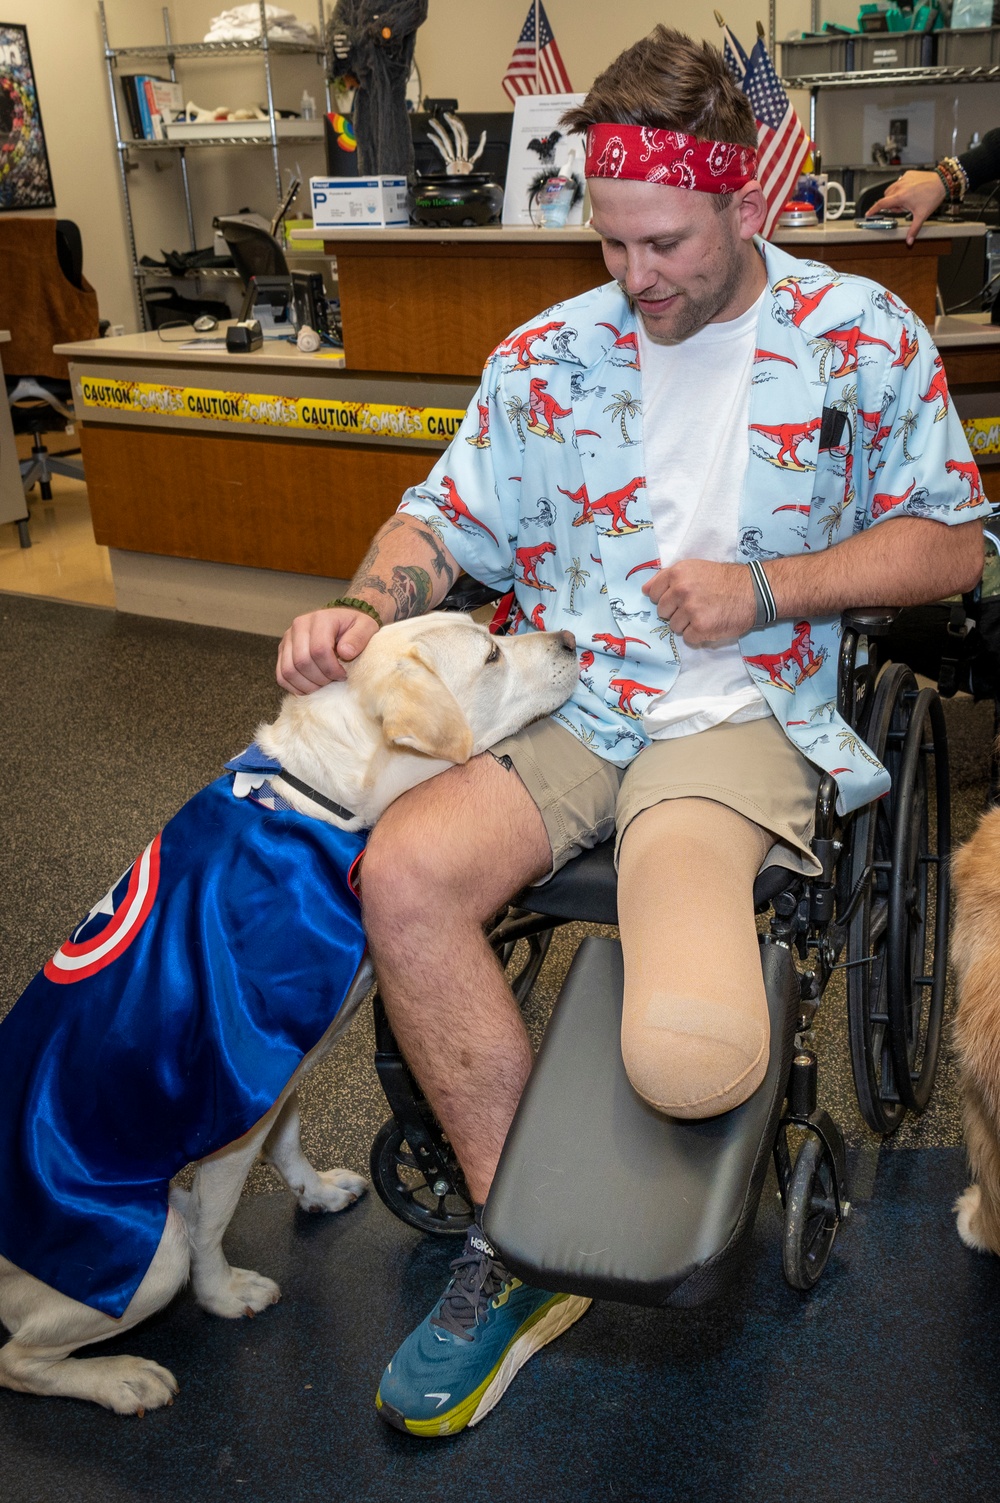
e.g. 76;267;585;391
398;238;990;814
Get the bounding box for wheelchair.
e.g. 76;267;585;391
368;583;951;1301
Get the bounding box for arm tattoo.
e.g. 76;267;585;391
411;519;456;587
388;565;432;618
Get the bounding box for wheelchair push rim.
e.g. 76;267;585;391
846;662;916;1136
886;686;950;1113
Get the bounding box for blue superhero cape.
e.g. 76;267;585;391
0;747;367;1317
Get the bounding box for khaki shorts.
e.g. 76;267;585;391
489;713;822;880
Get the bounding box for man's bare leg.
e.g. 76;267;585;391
360;751;551;1203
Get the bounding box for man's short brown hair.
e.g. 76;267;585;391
562;25;756;150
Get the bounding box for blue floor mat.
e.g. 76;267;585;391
1;1147;998;1503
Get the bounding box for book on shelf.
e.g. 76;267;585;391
120;75;180;140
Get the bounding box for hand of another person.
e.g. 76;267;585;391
865;170;947;246
642;560;756;646
276;606;381;694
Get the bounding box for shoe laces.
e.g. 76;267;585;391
430;1236;511;1342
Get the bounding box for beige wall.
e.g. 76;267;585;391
412;0;817;110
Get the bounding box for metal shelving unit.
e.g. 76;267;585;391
99;0;330;327
784;63;1000;143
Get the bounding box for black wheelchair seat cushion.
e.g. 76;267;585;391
515;838;800;927
483;935;800;1307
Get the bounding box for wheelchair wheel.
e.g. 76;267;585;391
370;1118;475;1236
886;686;950;1113
782;1132;840;1290
846;662;914;1135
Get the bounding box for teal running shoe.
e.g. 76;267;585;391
376;1224;590;1437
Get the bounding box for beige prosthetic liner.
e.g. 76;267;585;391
617;796;772;1118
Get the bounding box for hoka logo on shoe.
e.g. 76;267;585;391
469;1233;494;1257
425;1391;451;1409
491;1278;522;1309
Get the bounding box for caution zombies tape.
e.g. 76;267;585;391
78;377;467;442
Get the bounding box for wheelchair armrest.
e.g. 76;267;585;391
439;574;502;614
840;607;899;637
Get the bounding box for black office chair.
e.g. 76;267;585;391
214;215;290;283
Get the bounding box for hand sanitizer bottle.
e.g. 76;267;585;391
300;90;316;121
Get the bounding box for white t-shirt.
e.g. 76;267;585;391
637;291;771;740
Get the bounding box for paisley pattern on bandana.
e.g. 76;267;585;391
586;123;756;193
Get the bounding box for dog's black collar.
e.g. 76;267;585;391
276;767;356;825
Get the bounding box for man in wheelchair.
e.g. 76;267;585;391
276;28;989;1437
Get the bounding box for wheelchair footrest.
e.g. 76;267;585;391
483;935;800;1308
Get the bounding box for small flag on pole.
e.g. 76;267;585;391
502;1;573;101
715;17;811;238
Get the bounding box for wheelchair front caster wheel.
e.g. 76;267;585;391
370;1118;475;1236
782;1133;841;1290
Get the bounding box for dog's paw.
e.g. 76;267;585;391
296;1169;368;1215
955;1184;991;1252
85;1356;179;1415
196;1266;281;1318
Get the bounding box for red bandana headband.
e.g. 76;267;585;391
585;124;757;194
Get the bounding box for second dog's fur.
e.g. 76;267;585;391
952;805;1000;1254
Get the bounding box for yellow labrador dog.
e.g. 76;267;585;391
0;612;578;1414
952;804;1000;1256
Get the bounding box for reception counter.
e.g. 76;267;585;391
292;219;986;375
59;219;1000;634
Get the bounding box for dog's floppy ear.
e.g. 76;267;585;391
379;640;474;763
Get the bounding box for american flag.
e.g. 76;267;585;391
719;26;810;238
502;1;573;101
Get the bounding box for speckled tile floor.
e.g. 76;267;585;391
4;592;1000;1503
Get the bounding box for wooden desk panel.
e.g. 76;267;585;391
81;425;436;577
335;241;608;378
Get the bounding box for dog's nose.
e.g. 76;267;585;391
558;630;577;652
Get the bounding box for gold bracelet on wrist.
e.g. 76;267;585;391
325;596;383;627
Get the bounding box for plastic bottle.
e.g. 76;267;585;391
538;150;578;228
300;90;316;121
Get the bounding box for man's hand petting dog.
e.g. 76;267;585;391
642;560;756;646
277;606;380;694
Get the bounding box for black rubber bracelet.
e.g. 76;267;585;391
325;595;383;628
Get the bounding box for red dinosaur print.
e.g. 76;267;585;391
859;403;892;471
527;377;572;441
437;476;499;545
946;458;985;510
625;558;660;579
597;323;640;369
496;321;565;371
529;602;547;630
919;355;949;421
565;476;646;534
754;348;797;366
516;541;557;591
466;401;491;448
871;478;916;520
819;325;893;379
772;276;838;326
892;326;919;370
773;504;811;515
580;649;595;670
744;621;823;692
609;676;662;716
750;418;822;470
593;632;649;657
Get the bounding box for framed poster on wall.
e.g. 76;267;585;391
0;23;55;211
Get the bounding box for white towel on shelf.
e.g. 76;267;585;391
203;4;319;43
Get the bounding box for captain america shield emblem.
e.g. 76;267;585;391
43;834;162;984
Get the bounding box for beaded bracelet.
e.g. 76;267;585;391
325;595;383;627
935;156;968;204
